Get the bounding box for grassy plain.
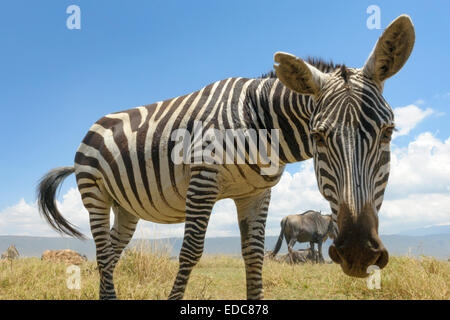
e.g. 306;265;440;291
0;243;448;300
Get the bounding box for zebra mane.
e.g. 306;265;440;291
260;56;343;78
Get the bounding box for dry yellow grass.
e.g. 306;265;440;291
0;244;448;300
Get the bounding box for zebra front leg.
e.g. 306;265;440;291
168;168;218;300
235;189;271;300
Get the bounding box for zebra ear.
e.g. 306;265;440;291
363;14;415;85
274;52;328;96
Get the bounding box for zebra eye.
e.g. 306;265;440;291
311;132;326;147
381;127;394;144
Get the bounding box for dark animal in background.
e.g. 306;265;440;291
266;247;318;264
271;210;338;263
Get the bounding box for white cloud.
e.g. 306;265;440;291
393;104;433;139
0;189;91;237
138;198;239;239
387;133;450;197
135;223;185;239
380;193;450;234
378;132;450;233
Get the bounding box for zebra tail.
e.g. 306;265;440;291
36;166;85;239
272;217;287;256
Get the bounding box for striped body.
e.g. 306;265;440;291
37;14;415;299
70;76;318;299
74;77;313;224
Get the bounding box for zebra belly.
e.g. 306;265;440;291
107;163;191;224
76;160;283;225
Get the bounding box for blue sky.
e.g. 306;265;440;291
0;1;449;237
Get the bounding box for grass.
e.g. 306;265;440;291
0;243;448;300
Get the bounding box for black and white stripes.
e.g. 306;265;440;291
168;167;219;299
38;69;391;299
37;14;415;298
38;73;319;299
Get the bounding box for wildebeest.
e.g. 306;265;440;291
266;247;318;264
271;210;338;263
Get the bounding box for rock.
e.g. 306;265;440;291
41;249;87;265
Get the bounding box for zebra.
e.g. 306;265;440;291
1;245;19;260
37;15;415;299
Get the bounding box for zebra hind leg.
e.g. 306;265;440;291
89;211;118;299
235;189;271;300
168;168;219;300
88;204;139;300
78;181;116;300
110;204;139;275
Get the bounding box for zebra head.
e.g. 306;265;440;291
274;15;415;277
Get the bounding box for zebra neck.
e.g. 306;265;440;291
250;78;314;164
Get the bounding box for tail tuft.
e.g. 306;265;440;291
37;167;85;239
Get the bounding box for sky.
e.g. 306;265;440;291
0;0;449;239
